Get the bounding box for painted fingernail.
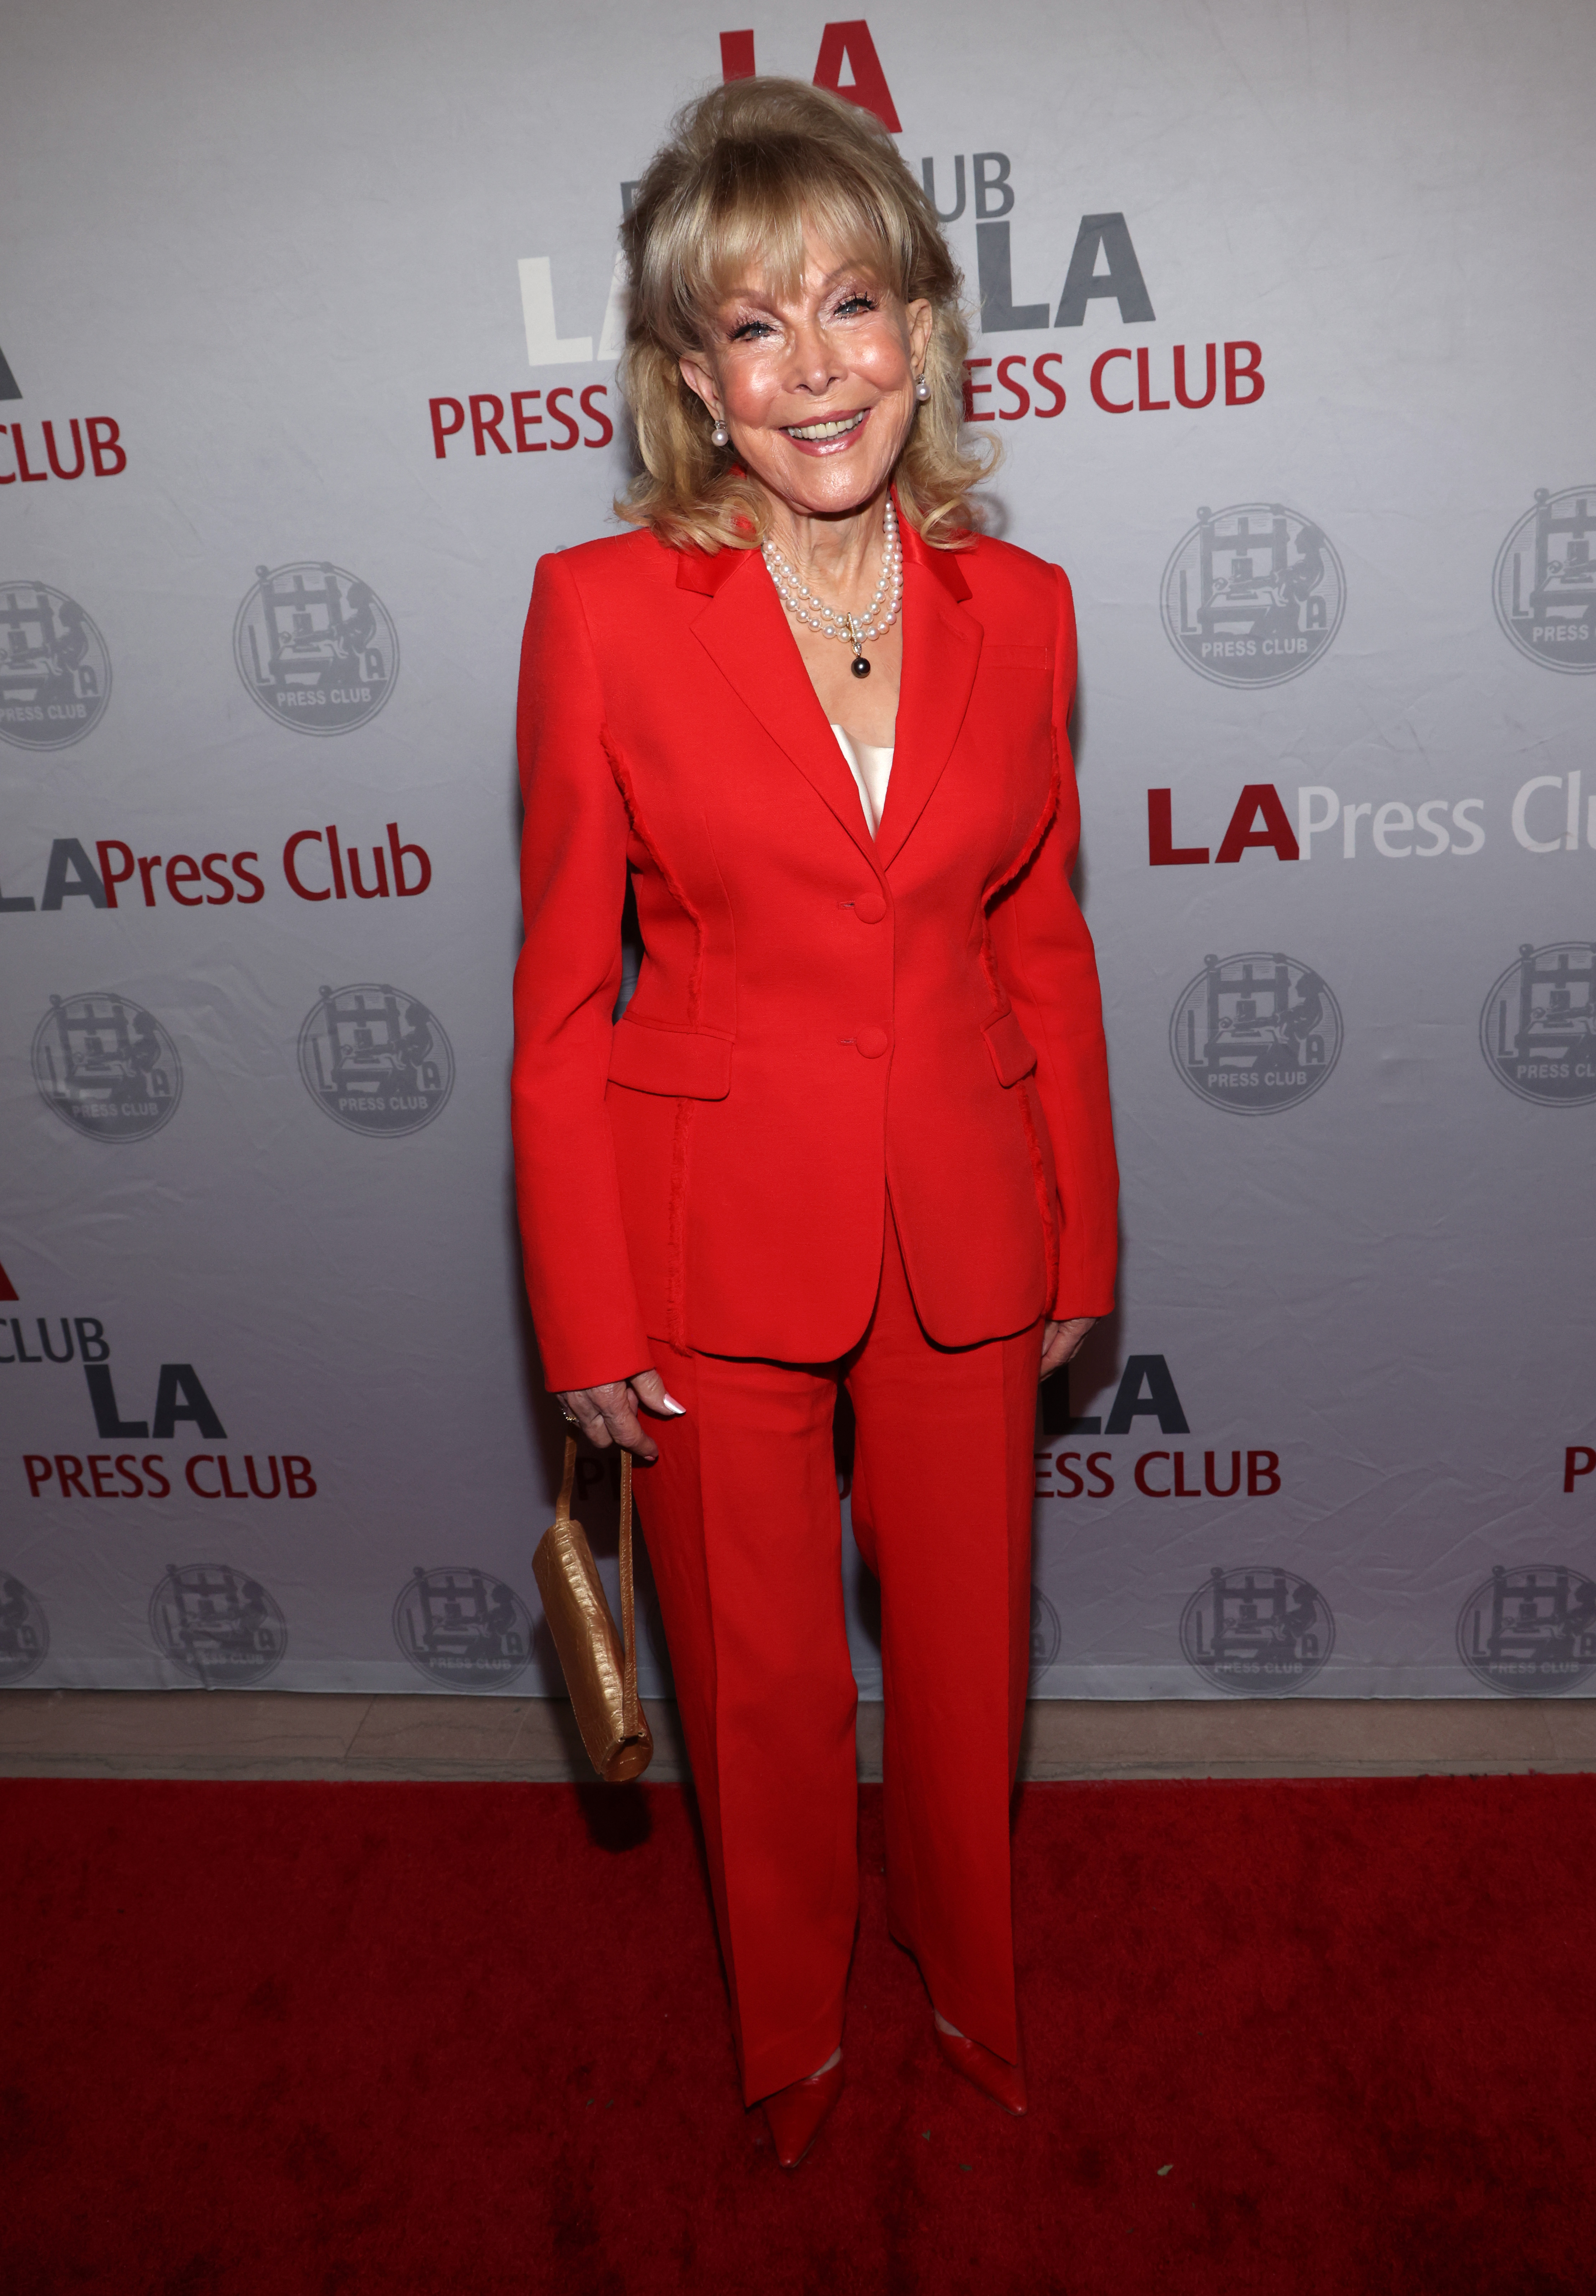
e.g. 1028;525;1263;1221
661;1393;686;1414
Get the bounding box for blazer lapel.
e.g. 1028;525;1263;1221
872;529;981;873
682;546;881;871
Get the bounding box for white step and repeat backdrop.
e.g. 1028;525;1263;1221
2;1;1592;1701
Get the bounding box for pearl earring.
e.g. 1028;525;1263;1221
711;416;730;446
914;375;931;403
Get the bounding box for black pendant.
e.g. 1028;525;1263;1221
850;654;871;679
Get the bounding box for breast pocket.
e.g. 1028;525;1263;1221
983;643;1052;673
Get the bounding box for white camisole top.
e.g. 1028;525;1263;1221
830;722;895;838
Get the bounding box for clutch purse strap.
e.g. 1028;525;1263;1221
554;1433;641;1736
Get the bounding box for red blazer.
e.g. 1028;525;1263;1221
512;517;1118;1393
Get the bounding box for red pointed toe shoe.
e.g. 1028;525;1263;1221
760;2057;845;2168
934;2026;1029;2116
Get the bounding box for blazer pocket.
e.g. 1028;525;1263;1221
983;1008;1039;1088
984;643;1051;671
608;1017;733;1100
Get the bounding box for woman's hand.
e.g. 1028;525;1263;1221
558;1369;684;1463
1039;1317;1096;1382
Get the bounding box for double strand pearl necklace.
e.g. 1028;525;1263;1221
761;496;902;679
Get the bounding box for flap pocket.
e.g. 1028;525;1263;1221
608;1018;732;1100
983;1008;1039;1088
984;643;1051;672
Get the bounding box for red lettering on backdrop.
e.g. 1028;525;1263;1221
546;388;580;450
1174;344;1217;410
720;29;756;78
811;21;901;128
25;1456;54;1497
1031;354;1066;417
0;425;13;485
995;356;1030;420
430;397;465;458
581;384;613;447
962;359;994;422
233;853;265;904
164;855;203;907
283;1457;318;1498
470;395;510;456
44;418;86;480
1225;341;1265;406
283;831;331;902
512;391;544;451
1247;1451;1281;1497
12;426;46;482
387;823;432;897
1136;348;1170;412
1567;1447;1596;1493
96;841;136;907
86;417;125;476
1215;784;1300;865
1147;790;1209;867
1090;349;1134;413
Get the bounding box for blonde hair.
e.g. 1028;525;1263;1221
615;77;995;553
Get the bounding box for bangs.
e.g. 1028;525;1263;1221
659;145;910;344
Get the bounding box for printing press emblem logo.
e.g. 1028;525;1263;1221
1457;1566;1596;1694
233;560;397;733
0;1571;49;1686
394;1568;534;1690
1493;488;1596;672
298;983;454;1136
1029;1585;1062;1685
1181;1567;1334;1695
0;579;111;749
1170;952;1341;1114
1480;943;1596;1106
149;1565;288;1687
32;991;182;1141
1161;504;1344;688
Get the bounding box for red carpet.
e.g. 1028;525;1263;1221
6;1772;1593;2295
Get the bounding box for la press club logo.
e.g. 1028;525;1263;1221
299;983;454;1135
0;580;111;750
1170;952;1342;1114
1162;505;1344;687
1493;487;1596;672
1181;1567;1334;1695
32;991;182;1142
1458;1566;1596;1695
233;561;398;734
0;1568;49;1686
394;1567;534;1691
149;1564;288;1687
1480;943;1596;1107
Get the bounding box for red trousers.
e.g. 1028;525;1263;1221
638;1219;1042;2104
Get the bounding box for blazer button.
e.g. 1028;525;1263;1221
852;889;886;924
854;1025;890;1059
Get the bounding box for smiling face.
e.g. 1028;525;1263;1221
680;230;933;528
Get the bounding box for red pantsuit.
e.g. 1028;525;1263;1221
513;515;1117;2103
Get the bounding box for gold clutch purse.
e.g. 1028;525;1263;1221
532;1435;653;1783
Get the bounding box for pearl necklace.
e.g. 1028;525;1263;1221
761;497;902;679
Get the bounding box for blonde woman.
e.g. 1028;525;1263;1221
513;78;1117;2167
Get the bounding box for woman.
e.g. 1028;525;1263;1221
513;77;1117;2167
